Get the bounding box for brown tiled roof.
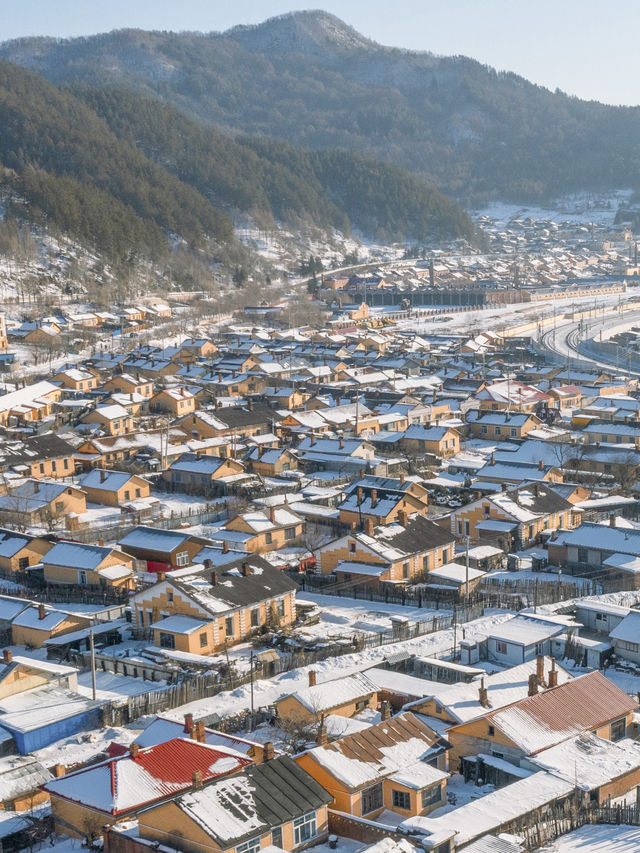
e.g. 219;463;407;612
322;711;434;763
468;671;638;755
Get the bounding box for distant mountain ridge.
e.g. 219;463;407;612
2;10;639;202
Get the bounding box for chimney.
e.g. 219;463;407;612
34;481;39;493
501;482;508;492
210;571;217;585
241;562;250;577
222;541;229;554
528;673;539;696
490;454;495;466
98;539;104;547
195;721;206;743
339;436;344;449
533;483;540;497
310;434;316;446
610;515;616;528
100;469;106;483
269;506;276;523
308;670;317;687
183;713;194;734
371;488;378;508
364;517;374;536
53;764;66;778
2;649;11;664
357;487;363;504
536;654;545;683
548;659;558;688
399;473;405;485
380;700;391;721
192;769;203;788
38;604;46;621
478;678;489;708
398;509;408;527
263;741;274;762
359;468;365;479
203;559;213;570
432;389;437;403
316;720;328;746
129;743;140;759
157;571;166;582
259;444;265;458
538;459;544;471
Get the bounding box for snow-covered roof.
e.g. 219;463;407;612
281;672;377;714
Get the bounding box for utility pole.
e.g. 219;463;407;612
89;628;97;701
465;535;470;623
249;651;255;732
452;607;457;661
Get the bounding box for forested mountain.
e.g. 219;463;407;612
74;87;473;243
3;11;640;202
0;59;474;261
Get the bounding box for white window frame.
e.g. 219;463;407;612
236;838;261;853
293;811;317;846
78;570;88;585
175;551;189;566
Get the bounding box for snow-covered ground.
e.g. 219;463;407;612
163;610;513;723
76;670;168;702
295;592;451;639
473;189;634;227
538;824;640;851
32;724;141;770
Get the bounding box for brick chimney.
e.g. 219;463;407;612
195;721;206;743
399;473;405;485
269;506;276;523
478;677;489;708
100;469;106;483
38;604;46;621
210;571;217;585
538;459;544;471
259;444;265;458
610;515;616;528
533;483;540;497
222;541;229;554
339;436;344;449
2;649;11;664
308;670;317;687
241;562;250;577
548;659;558;688
528;673;539;696
263;741;274;762
397;509;408;527
536;654;545;683
192;769;203;788
98;539;104;547
364;517;374;536
157;572;166;582
380;700;391;721
184;713;194;734
129;743;140;759
490;454;495;466
357;487;363;504
371;488;378;508
501;482;508;491
53;764;66;778
310;434;316;446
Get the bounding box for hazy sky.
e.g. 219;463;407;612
4;0;639;106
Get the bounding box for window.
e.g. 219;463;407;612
495;426;502;436
480;425;488;435
39;463;45;474
392;790;411;810
55;501;64;513
265;532;273;545
136;488;141;498
277;598;285;617
355;699;369;711
402;561;410;579
510;428;517;437
159;632;175;649
361;783;383;815
483;504;490;517
577;548;588;564
464;520;470;537
167;591;173;602
236;838;261;853
124;491;130;501
200;632;208;648
457;520;462;535
225;616;234;637
536;643;545;655
293;812;317;845
495;641;507;655
422;785;442;809
271;828;283;848
78;570;88;585
423;555;429;572
285;527;295;541
611;718;627;741
18;557;29;571
175;551;189;566
251;608;260;627
64;459;69;469
349;542;356;553
52;460;57;472
488;725;495;736
441;549;447;564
